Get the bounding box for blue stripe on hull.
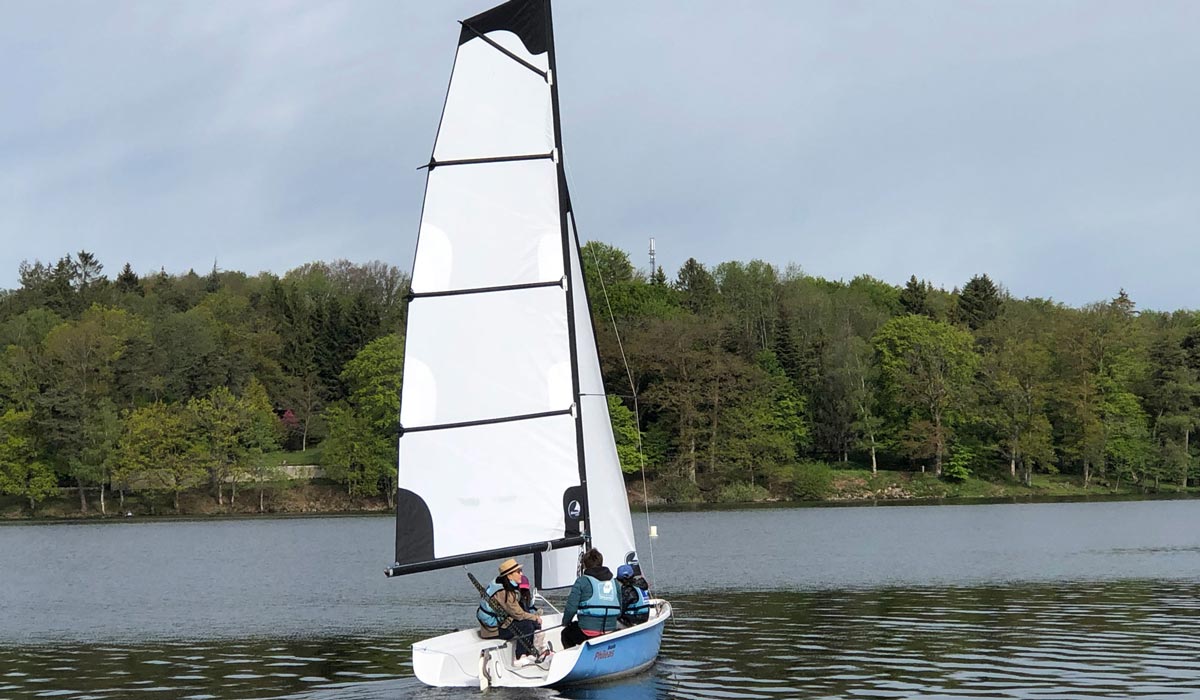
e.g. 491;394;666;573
558;621;666;686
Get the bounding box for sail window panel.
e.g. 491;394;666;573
398;414;579;559
412;159;562;294
400;287;572;428
539;546;582;590
434;31;553;163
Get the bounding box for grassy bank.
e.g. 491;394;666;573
0;481;388;520
823;469;1150;502
4;468;1185;523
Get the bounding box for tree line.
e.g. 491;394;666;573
2;245;1196;511
582;242;1200;503
0;254;407;512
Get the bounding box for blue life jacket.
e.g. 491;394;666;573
578;575;621;632
476;581;505;628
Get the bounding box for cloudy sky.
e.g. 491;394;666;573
2;1;1197;310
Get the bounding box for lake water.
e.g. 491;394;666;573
3;500;1200;698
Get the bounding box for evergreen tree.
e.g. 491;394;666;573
674;258;719;315
958;274;1002;330
1112;288;1136;317
116;263;142;295
74;251;104;290
205;261;221;294
899;275;931;317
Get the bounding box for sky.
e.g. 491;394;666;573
1;1;1198;310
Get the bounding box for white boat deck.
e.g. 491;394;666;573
411;600;672;688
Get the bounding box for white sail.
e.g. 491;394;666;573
393;0;606;574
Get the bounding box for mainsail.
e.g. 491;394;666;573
389;0;636;589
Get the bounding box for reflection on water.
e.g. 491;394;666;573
4;581;1200;699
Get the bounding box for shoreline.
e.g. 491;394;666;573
4;477;1196;524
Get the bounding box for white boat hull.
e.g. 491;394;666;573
412;599;672;688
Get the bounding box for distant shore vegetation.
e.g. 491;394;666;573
2;246;1199;517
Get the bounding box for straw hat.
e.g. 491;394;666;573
499;558;521;576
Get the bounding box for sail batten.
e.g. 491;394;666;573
409;278;563;301
459;20;549;79
423;151;554;171
402;406;573;435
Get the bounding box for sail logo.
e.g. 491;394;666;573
600;581;614;596
567;500;581;519
593;644;616;661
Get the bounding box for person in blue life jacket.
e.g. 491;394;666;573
560;548;621;649
476;559;551;667
615;564;651;627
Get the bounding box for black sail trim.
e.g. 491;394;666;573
459;20;548;79
421;151;554;171
459;0;549;55
409;279;563;301
401;407;573;436
385;536;587;577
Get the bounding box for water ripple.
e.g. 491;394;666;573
3;581;1200;697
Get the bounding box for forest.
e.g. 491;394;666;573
1;244;1198;514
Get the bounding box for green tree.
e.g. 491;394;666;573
899;275;931;317
842;335;884;473
650;265;667;287
985;336;1056;486
322;335;404;504
0;409;56;510
674;258;720;315
187;386;248;507
714;260;778;353
1144;332;1200;487
873;315;979;475
957;274;1002;330
633;316;723;486
38;305;141;512
608;395;642;474
241;378;285;511
115;263;142;295
581;241;635;293
116;402;203;512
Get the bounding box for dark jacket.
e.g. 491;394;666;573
619;575;651;625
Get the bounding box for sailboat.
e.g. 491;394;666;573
384;0;672;689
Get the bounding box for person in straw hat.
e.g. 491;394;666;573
475;558;551;667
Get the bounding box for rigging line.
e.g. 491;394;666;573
459;21;548;80
564;164;658;588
